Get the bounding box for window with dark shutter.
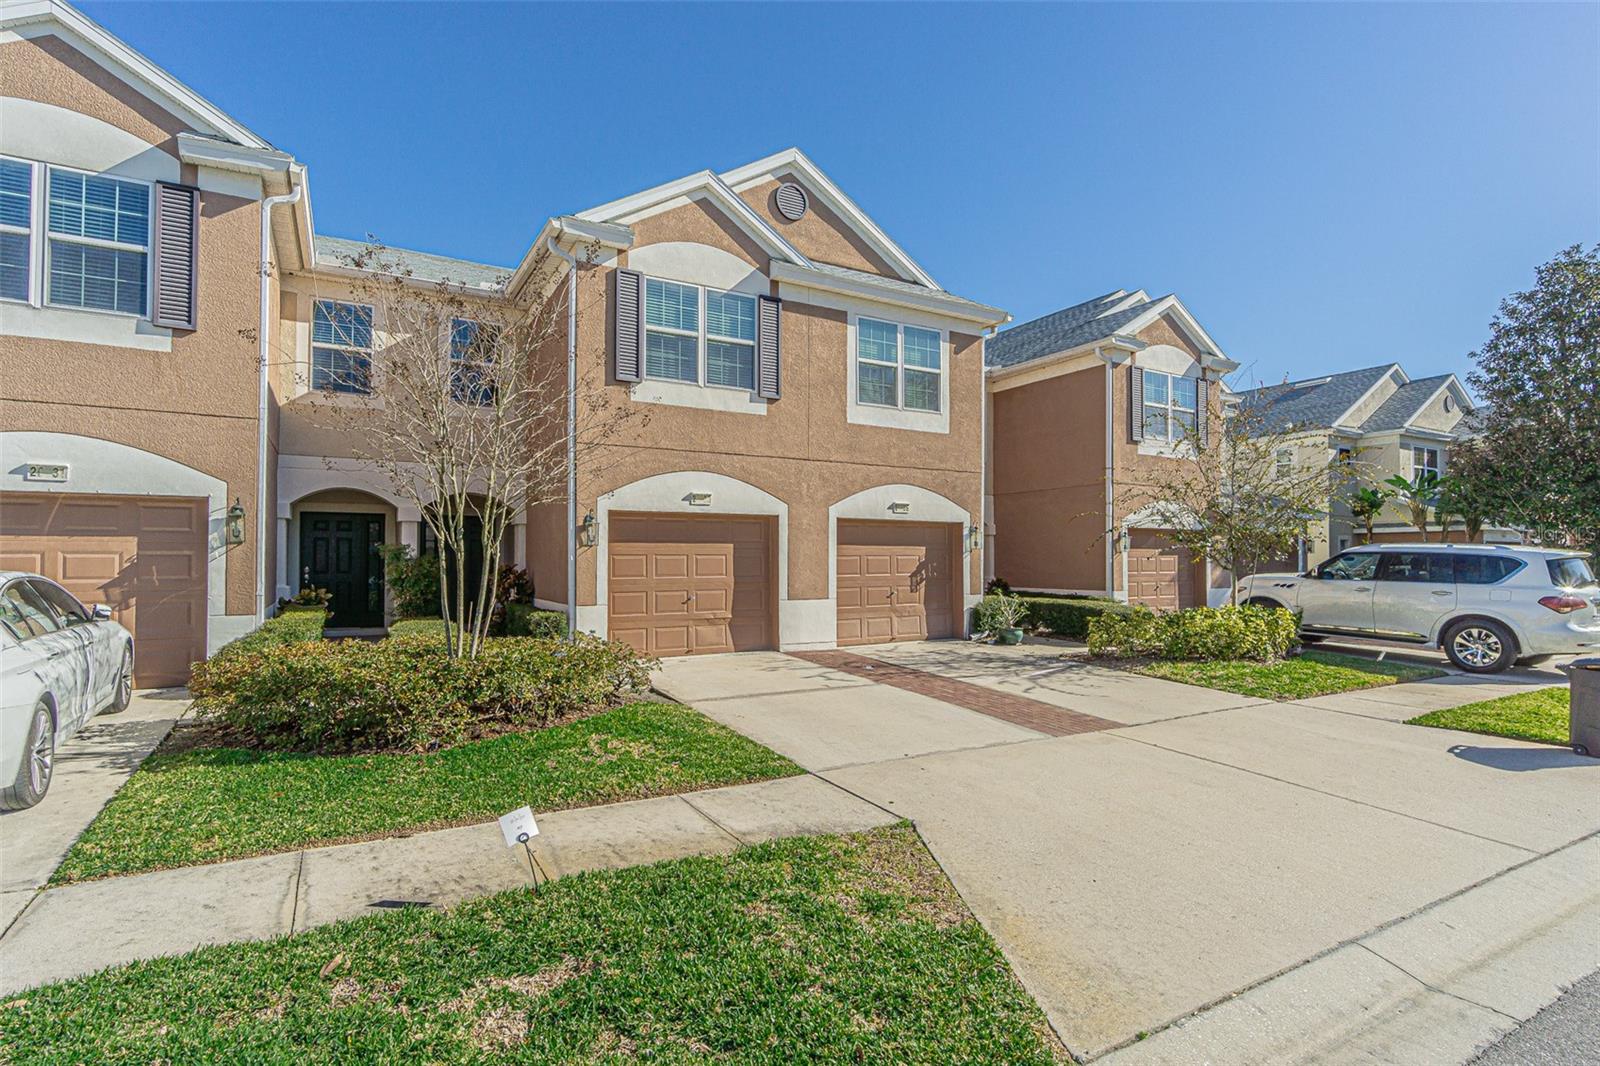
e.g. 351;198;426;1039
756;295;781;399
614;267;642;382
1129;363;1144;442
151;182;198;330
1197;378;1211;447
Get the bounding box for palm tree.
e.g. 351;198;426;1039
1348;486;1391;544
1384;472;1443;541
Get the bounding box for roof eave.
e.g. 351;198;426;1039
771;260;1006;327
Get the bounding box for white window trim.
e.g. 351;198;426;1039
0;155;37;306
1141;369;1198;444
641;275;759;395
311;298;375;395
41;161;154;320
855;315;943;414
845;309;950;435
1412;445;1440;481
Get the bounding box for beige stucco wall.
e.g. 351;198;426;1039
0;33;265;618
737;174;900;278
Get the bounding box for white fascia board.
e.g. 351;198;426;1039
1119;294;1234;370
769;260;1005;327
576;169;809;268
1331;363;1407;429
177;133;293;181
719;147;941;290
985;334;1146;388
2;0;271;149
503;216;636;302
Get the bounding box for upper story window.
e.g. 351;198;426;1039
1141;370;1197;442
46;167;149;316
450;317;497;406
312;299;373;394
1275;448;1293;479
0;158;32;303
642;277;757;391
1412;446;1440;481
857;317;941;412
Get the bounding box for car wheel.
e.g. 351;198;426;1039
0;701;56;811
1443;619;1516;674
107;645;133;713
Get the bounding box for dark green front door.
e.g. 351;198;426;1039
300;512;385;628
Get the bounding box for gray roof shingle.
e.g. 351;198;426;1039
315;235;511;290
1357;375;1454;431
985;291;1160;368
802;260;1002;317
1234;364;1398;433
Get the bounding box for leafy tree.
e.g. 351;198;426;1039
1348;486;1391;544
1435;452;1500;542
1463;244;1600;556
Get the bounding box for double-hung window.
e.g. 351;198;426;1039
0;158;32;303
450;317;496;406
1275;448;1294;479
46;167;149;315
312;299;373;394
1141;370;1198;442
1412;446;1439;481
856;317;942;412
643;277;757;391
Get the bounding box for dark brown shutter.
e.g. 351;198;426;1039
613;268;643;382
151;182;199;330
1197;378;1211;447
756;295;781;399
1129;363;1144;442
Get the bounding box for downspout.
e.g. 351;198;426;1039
1099;347;1116;597
546;232;579;639
256;174;303;624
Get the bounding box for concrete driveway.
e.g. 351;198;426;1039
655;643;1599;1061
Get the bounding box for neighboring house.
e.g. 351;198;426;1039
0;0;1008;679
984;290;1239;610
1233;363;1517;566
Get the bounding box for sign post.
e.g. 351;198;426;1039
498;806;541;895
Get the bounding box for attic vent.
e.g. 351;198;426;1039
774;182;809;221
1443;395;1455;412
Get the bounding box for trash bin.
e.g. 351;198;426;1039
1565;656;1600;757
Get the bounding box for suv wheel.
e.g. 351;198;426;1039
1443;619;1516;674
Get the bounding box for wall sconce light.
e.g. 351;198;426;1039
889;501;911;515
687;492;712;507
966;523;982;552
578;511;597;548
224;498;247;546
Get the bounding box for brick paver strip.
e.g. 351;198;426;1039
790;650;1119;737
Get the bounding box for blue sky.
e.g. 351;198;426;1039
87;1;1598;391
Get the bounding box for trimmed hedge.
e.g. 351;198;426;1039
507;602;568;638
1087;604;1299;662
1013;594;1132;640
191;633;654;753
385;617;455;642
199;609;326;664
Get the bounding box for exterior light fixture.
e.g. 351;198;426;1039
889;501;911;515
687;492;712;507
967;523;982;552
578;511;597;548
224;498;247;545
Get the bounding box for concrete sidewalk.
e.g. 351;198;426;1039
0;773;895;993
0;689;188;935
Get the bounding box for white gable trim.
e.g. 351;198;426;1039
1;0;271;149
1401;376;1474;430
720;148;940;290
1330;364;1407;430
1119;295;1237;372
575;169;809;267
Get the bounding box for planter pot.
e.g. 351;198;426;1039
996;627;1025;646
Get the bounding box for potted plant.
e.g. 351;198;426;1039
978;591;1028;645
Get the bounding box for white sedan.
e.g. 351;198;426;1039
0;571;134;810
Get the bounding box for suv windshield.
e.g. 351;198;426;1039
1548;556;1597;589
1318;553;1379;580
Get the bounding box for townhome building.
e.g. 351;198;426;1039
0;0;1007;682
984;290;1239;610
1233;363;1519;566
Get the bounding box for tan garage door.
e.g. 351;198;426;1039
608;514;774;657
837;520;956;646
0;492;207;687
1127;528;1200;612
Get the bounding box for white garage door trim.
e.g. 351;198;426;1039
0;431;245;652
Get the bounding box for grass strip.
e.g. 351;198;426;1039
1408;687;1571;745
1137;649;1445;700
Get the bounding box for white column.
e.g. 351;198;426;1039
400;519;421;555
275;516;290;602
513;518;528;570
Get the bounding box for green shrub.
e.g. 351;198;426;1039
190;609;327;692
1087;605;1299;662
507;602;568;638
379;544;441;620
192;634;654;753
1015;594;1132;640
386;617;456;643
975;592;1027;632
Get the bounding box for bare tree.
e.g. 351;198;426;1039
300;242;633;657
1113;401;1362;604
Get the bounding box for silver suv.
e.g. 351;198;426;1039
1236;544;1600;673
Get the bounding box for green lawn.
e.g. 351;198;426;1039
6;826;1066;1065
54;702;799;883
1408;687;1571;746
1137;649;1446;700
